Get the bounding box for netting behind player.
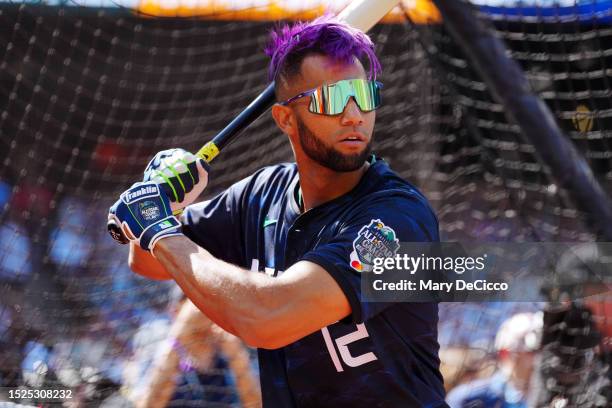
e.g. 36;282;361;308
0;0;610;406
400;1;612;405
0;4;283;405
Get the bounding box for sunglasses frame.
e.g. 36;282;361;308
279;79;383;116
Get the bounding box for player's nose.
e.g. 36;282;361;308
340;98;364;127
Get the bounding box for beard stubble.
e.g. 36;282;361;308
296;117;371;172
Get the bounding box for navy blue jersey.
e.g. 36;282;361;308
182;157;447;407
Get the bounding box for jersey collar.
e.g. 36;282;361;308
291;154;382;214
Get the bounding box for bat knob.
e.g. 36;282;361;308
107;218;129;244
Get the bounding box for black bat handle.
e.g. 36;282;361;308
213;82;276;149
196;82;276;162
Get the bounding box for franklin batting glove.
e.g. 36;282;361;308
108;181;183;252
143;148;209;213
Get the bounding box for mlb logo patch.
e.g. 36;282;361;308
350;219;399;272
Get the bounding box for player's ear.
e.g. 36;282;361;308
271;104;296;136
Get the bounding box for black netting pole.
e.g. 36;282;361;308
431;0;612;240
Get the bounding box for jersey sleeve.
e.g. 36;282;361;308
181;177;250;266
301;192;439;324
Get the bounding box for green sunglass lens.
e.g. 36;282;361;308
320;82;347;115
309;79;381;115
353;80;372;112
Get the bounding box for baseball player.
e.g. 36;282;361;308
109;17;447;407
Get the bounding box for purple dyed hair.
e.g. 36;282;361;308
264;15;382;85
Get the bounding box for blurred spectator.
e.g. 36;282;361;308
0;305;24;389
446;312;543;408
93;140;137;175
21;340;52;387
126;299;260;408
0;169;31;285
10;175;54;231
0;175;12;214
0;217;33;285
438;302;541;350
48;197;93;269
0;179;33;390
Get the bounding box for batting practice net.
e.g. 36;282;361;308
0;0;610;406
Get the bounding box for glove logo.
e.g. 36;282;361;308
349;219;399;272
124;184;158;203
158;220;175;229
140;201;160;221
109;228;124;242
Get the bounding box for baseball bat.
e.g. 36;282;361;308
108;0;400;243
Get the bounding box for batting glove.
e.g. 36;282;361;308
108;181;183;252
143;148;209;213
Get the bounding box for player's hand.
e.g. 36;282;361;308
108;181;183;252
143;148;209;213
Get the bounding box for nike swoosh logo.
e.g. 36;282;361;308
263;218;278;228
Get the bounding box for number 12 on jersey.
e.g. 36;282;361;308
321;323;378;372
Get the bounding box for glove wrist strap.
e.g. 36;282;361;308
140;215;182;252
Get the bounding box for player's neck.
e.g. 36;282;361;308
296;160;369;212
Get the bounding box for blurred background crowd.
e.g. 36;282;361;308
0;171;249;406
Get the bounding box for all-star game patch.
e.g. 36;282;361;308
139;200;160;221
350;219;400;272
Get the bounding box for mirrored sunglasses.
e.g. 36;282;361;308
279;78;382;116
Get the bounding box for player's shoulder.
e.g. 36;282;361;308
357;158;438;222
237;162;298;198
211;162;296;199
335;157;439;241
367;157;429;201
250;162;298;185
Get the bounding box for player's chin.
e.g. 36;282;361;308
330;152;369;172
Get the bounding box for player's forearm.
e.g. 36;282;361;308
128;242;172;280
152;235;275;345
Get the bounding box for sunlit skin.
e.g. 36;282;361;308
271;54;376;211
